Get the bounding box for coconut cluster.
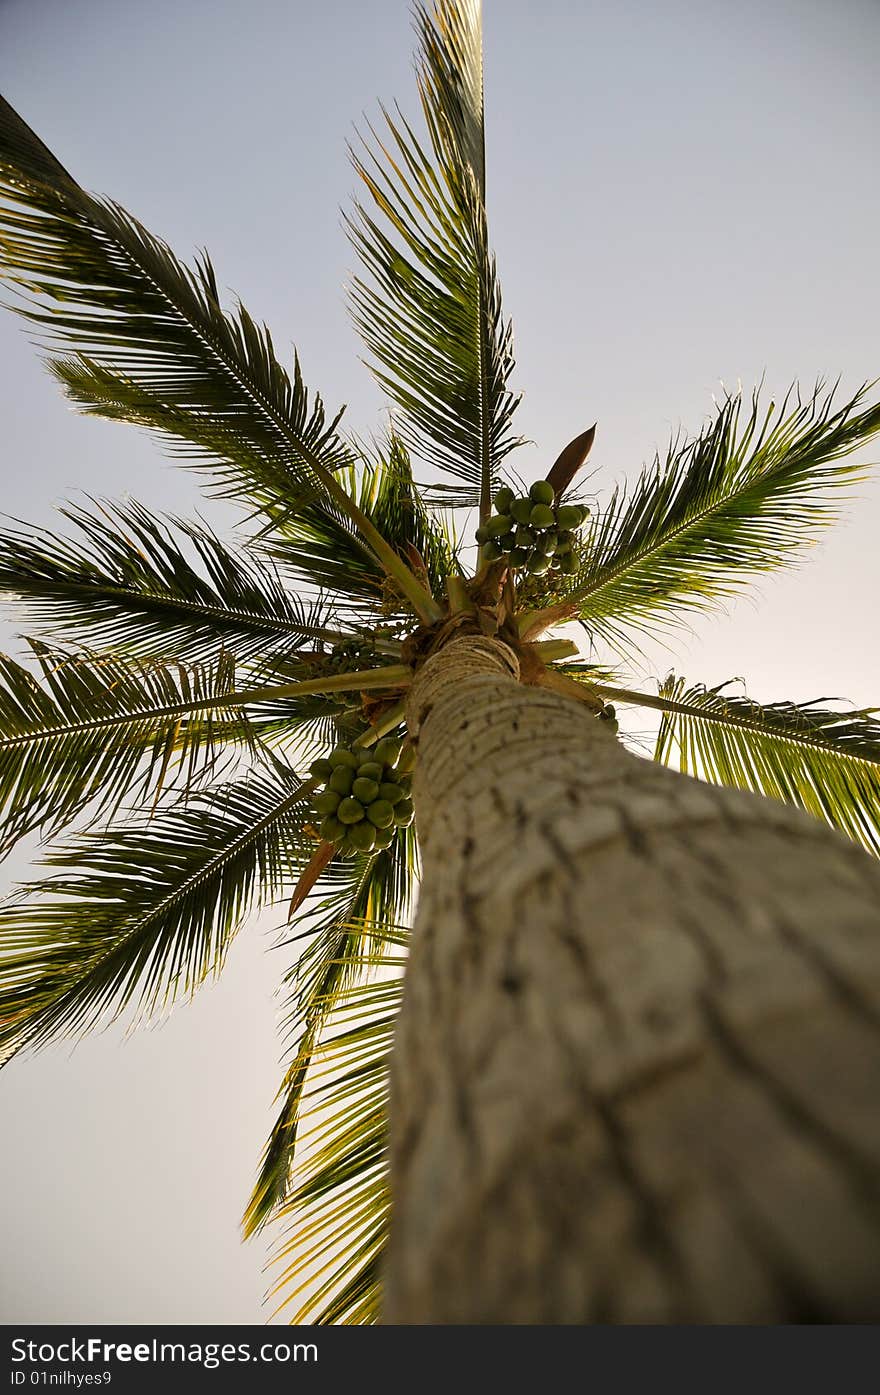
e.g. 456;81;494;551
324;637;377;671
318;637;380;708
475;482;588;574
309;738;415;855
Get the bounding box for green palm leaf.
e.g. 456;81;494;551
269;437;457;610
45;360;442;623
356;437;458;599
561;383;880;647
645;675;880;855
0;499;352;661
0;94;354;521
0;96;442;623
0;762;313;1063
245;822;415;1237
269;435;457;611
269;930;406;1325
0;642;252;851
347;0;519;515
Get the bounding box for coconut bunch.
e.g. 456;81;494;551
316;637;382;707
324;636;378;671
309;738;415;855
475;482;588;575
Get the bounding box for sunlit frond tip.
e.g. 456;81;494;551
564;380;880;647
0;762;312;1065
268;933;407;1325
0;642;251;855
0;499;341;662
0;93;355;527
414;0;486;194
654;674;880;856
347;0;520;514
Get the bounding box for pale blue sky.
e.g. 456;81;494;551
1;0;878;1322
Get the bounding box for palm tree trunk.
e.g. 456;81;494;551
383;635;880;1323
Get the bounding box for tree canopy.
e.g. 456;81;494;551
0;1;878;1322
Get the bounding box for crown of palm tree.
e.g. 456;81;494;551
1;0;879;1324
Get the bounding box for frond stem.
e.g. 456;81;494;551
594;682;880;764
0;665;413;752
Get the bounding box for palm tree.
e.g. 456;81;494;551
1;0;879;1324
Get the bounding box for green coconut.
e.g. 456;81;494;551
375;738;403;767
537;531;557;556
555;503;583;531
558;552;578;574
314;790;342;816
328;765;354;795
509;496;533;524
481;540;503;562
378;781;405;805
309;757;334;780
372;825;395;850
366;799;395;829
328;746;359;770
486;513;513;538
356;760;383;782
348;820;377;851
337;797;366;824
528;503;555;529
395;744;416;774
513;525;535;546
393;798;415;826
474;524;489;545
508;546;529;568
526;552;552;574
529;479;555;506
352;776;380;804
319;815;345;843
493;486;515;513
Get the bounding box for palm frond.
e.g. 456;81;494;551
245;821;415;1238
266;437;456;613
564;382;880;647
553;659;627;686
0;94;357;526
358;436;458;598
0;499;349;661
257;488;390;618
347;0;519;514
0;642;252;852
269;929;407;1325
0;763;313;1063
47;360;441;623
638;675;880;855
240;687;402;758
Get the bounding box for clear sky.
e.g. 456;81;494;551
1;0;879;1322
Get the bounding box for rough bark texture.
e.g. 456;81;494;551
383;635;880;1323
